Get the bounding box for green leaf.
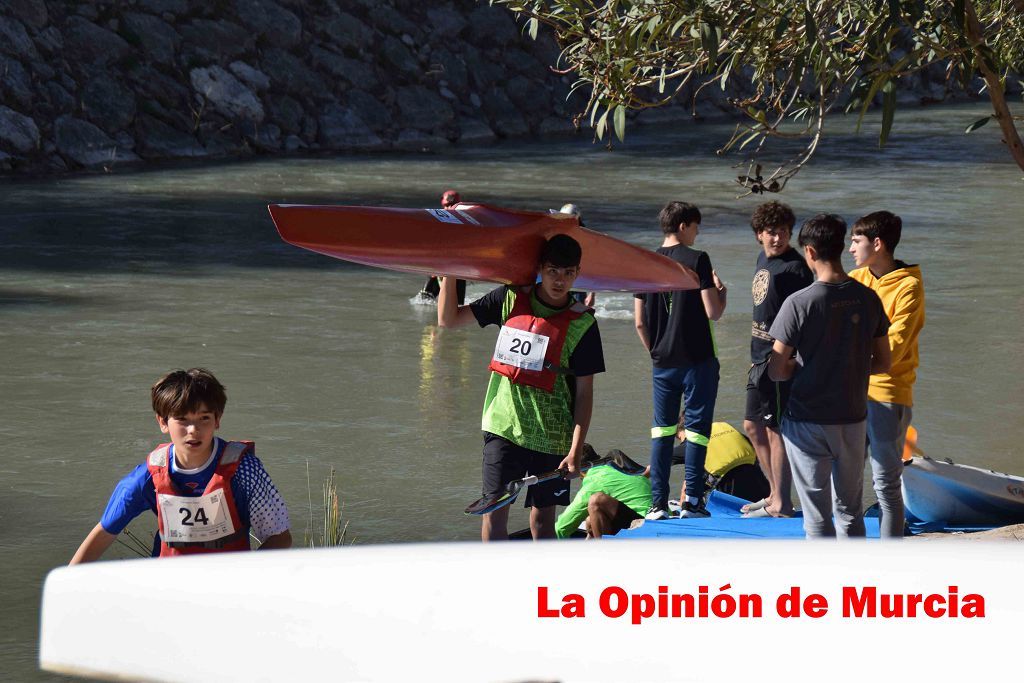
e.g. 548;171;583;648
773;14;790;40
528;17;538;40
804;6;816;39
595;108;609;140
613;104;626;142
700;22;718;65
965;116;991;133
879;80;896;147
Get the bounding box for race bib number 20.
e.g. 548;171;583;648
158;491;236;543
493;327;549;372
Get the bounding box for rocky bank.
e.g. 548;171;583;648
0;0;1006;176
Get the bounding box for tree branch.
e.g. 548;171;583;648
965;0;1024;172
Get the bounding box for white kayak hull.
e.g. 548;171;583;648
902;455;1024;525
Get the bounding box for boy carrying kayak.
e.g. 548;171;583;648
438;234;605;541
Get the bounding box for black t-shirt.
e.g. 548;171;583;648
470;285;606;378
750;248;814;363
635;244;715;367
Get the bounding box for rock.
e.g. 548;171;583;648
318;103;382;149
426;6;467;36
394;128;450;151
432;49;469;93
4;0;48;29
347;89;391;130
394;85;455;131
63;16;131;66
0;106;40;153
469;93;482;108
138;0;187;14
136;68;191;112
457;117;497;144
32;59;55;82
233;0;303;49
261;48;324;100
322;13;374;54
81;74;137;133
505;75;547;115
467;5;520;47
503;48;542;77
34;26;64;56
268;95;305;134
380;36;420;78
121;13;179;66
55;116;139;166
310;47;377;91
367;5;419;38
179;20;253;63
135;115;206;159
190;66;265;122
466;51;505;91
229;61;271;92
0;56;33;110
482;87;529;138
44;82;75;115
0;16;39;62
240;121;282;151
537;116;575;135
283;134;305;152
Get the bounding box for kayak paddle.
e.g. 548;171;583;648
902;425;924;462
464;451;647;515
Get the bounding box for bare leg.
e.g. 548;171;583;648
766;427;794;516
743;419;773;510
530;505;557;540
481;507;509;541
586;493;619;539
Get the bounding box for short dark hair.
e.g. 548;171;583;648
751;201;796;235
658;201;701;235
151;368;227;418
798;214;847;262
539;233;582;268
852;211;902;253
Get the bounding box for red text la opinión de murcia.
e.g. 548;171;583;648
537;585;985;623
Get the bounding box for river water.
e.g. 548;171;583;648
2;102;1023;678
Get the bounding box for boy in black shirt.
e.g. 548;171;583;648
634;202;727;519
742;202;813;518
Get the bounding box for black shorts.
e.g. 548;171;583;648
744;360;791;430
603;499;642;536
482;433;570;509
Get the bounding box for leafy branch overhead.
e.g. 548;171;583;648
493;0;1024;194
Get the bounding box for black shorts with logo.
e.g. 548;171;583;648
744;360;791;430
482;433;570;509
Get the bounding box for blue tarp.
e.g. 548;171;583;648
613;491;856;539
613;491;996;539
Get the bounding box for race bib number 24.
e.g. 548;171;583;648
158;490;236;543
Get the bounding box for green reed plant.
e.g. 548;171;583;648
305;463;353;547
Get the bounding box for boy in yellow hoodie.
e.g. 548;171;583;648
849;211;925;538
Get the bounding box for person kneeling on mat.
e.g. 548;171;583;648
555;445;651;539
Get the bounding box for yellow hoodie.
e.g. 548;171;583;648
850;262;924;406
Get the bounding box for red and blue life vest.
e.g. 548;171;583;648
147;440;252;557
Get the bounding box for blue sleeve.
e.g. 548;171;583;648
99;463;156;535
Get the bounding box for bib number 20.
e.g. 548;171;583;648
179;507;210;526
509;338;532;356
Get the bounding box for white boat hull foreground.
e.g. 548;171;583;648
41;540;1023;682
902;455;1024;526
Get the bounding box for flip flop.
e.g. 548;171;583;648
739;497;769;514
742;507;794;519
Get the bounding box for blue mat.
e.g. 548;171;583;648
614;491;880;539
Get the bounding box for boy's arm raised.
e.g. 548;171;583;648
69;523;117;565
436;276;477;328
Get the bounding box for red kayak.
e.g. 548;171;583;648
268;203;699;292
